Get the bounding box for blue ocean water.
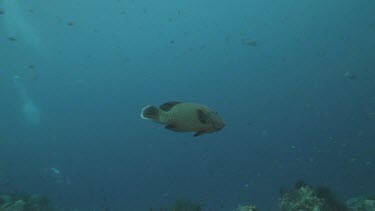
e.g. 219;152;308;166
0;0;374;210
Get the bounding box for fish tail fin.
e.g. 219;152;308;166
141;105;160;121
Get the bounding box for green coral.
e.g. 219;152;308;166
234;204;257;211
346;196;375;211
279;186;323;211
0;192;56;211
1;199;25;211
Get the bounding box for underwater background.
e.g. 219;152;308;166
0;0;375;210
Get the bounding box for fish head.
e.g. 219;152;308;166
199;109;225;132
210;111;225;131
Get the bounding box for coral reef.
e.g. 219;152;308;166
0;191;58;211
315;186;349;211
346;196;375;211
279;181;350;211
279;186;323;211
233;204;257;211
169;199;201;211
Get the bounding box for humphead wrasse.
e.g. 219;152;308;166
141;101;225;137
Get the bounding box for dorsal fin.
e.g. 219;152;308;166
159;101;182;111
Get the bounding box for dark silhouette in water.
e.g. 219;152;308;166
7;37;17;41
316;186;349;211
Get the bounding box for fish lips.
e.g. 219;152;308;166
213;120;225;131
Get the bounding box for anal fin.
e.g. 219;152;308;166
194;131;205;137
165;125;183;132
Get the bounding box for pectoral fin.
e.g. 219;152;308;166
194;131;205;137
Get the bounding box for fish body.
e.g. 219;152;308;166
141;102;225;137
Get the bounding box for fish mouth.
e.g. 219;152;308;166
214;121;225;130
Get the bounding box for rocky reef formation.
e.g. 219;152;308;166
1;182;374;210
0;191;73;211
279;185;323;211
233;204;257;211
346;196;375;211
279;181;349;211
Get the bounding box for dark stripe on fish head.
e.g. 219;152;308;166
196;108;225;132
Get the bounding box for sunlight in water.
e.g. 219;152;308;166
22;98;41;126
13;75;41;126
